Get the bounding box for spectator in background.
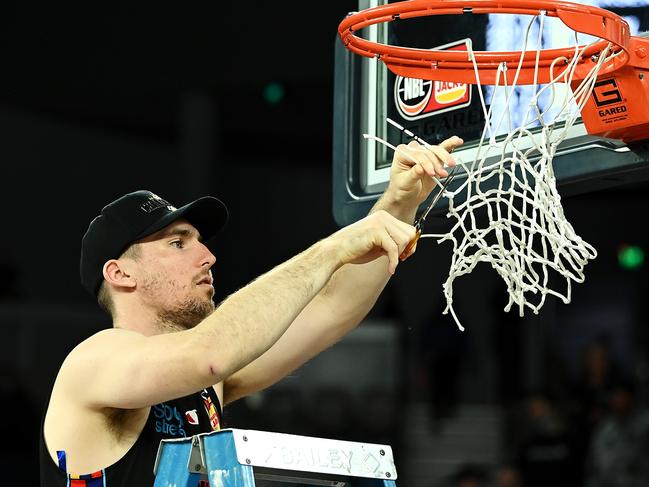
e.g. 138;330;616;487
585;381;649;487
568;336;629;482
573;337;626;429
512;392;574;487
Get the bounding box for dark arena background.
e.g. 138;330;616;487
3;2;649;486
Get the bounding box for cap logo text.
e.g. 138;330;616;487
140;194;176;213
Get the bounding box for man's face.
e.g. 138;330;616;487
130;219;216;330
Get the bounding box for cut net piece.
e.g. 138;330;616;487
416;13;614;331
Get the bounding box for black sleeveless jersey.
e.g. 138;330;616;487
40;388;222;486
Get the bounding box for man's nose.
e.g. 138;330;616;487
199;242;216;268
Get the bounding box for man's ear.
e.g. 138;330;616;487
102;259;137;291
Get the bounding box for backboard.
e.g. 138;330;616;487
332;0;649;226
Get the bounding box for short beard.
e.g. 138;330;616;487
156;296;215;332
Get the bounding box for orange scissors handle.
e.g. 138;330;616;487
399;227;421;261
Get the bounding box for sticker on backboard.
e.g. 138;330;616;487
394;39;472;121
592;77;628;125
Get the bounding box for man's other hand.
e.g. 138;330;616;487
386;136;464;208
326;210;417;274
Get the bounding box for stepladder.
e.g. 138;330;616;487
153;428;398;487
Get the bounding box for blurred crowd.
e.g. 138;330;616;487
436;336;649;487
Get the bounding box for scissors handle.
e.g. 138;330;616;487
399;167;457;262
399;227;421;261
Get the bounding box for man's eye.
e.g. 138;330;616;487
171;240;184;248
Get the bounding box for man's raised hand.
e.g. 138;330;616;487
387;136;464;208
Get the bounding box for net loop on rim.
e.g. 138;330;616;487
354;4;617;330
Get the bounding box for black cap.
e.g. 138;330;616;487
80;190;228;296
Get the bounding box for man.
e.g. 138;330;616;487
40;137;462;485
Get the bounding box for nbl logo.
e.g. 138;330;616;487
395;78;433;118
394;39;472;120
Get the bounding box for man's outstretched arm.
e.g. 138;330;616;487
223;137;463;404
56;209;416;411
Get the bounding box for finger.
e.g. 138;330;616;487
378;218;413;253
411;146;445;179
397;221;419;245
405;140;453;176
424;144;454;174
376;211;418;242
394;143;423;168
387;224;415;251
396;150;437;188
408;139;457;175
378;230;400;275
396;144;448;187
439;135;464;155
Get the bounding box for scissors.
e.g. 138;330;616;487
399;166;458;261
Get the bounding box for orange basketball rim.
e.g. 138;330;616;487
339;0;649;143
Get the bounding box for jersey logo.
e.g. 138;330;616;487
185;409;199;425
201;389;221;431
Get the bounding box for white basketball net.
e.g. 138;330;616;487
371;12;622;330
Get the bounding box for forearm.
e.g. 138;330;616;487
193;240;340;382
221;210;417;403
316;192;418;328
222;254;393;404
316;259;389;332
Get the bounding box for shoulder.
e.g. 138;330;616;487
57;328;145;387
68;328;144;358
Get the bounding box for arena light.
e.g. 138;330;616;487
263;82;285;105
618;245;644;270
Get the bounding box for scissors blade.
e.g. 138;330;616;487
419;166;457;223
399;167;457;261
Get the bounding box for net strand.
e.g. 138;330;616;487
368;16;616;330
420;17;610;330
